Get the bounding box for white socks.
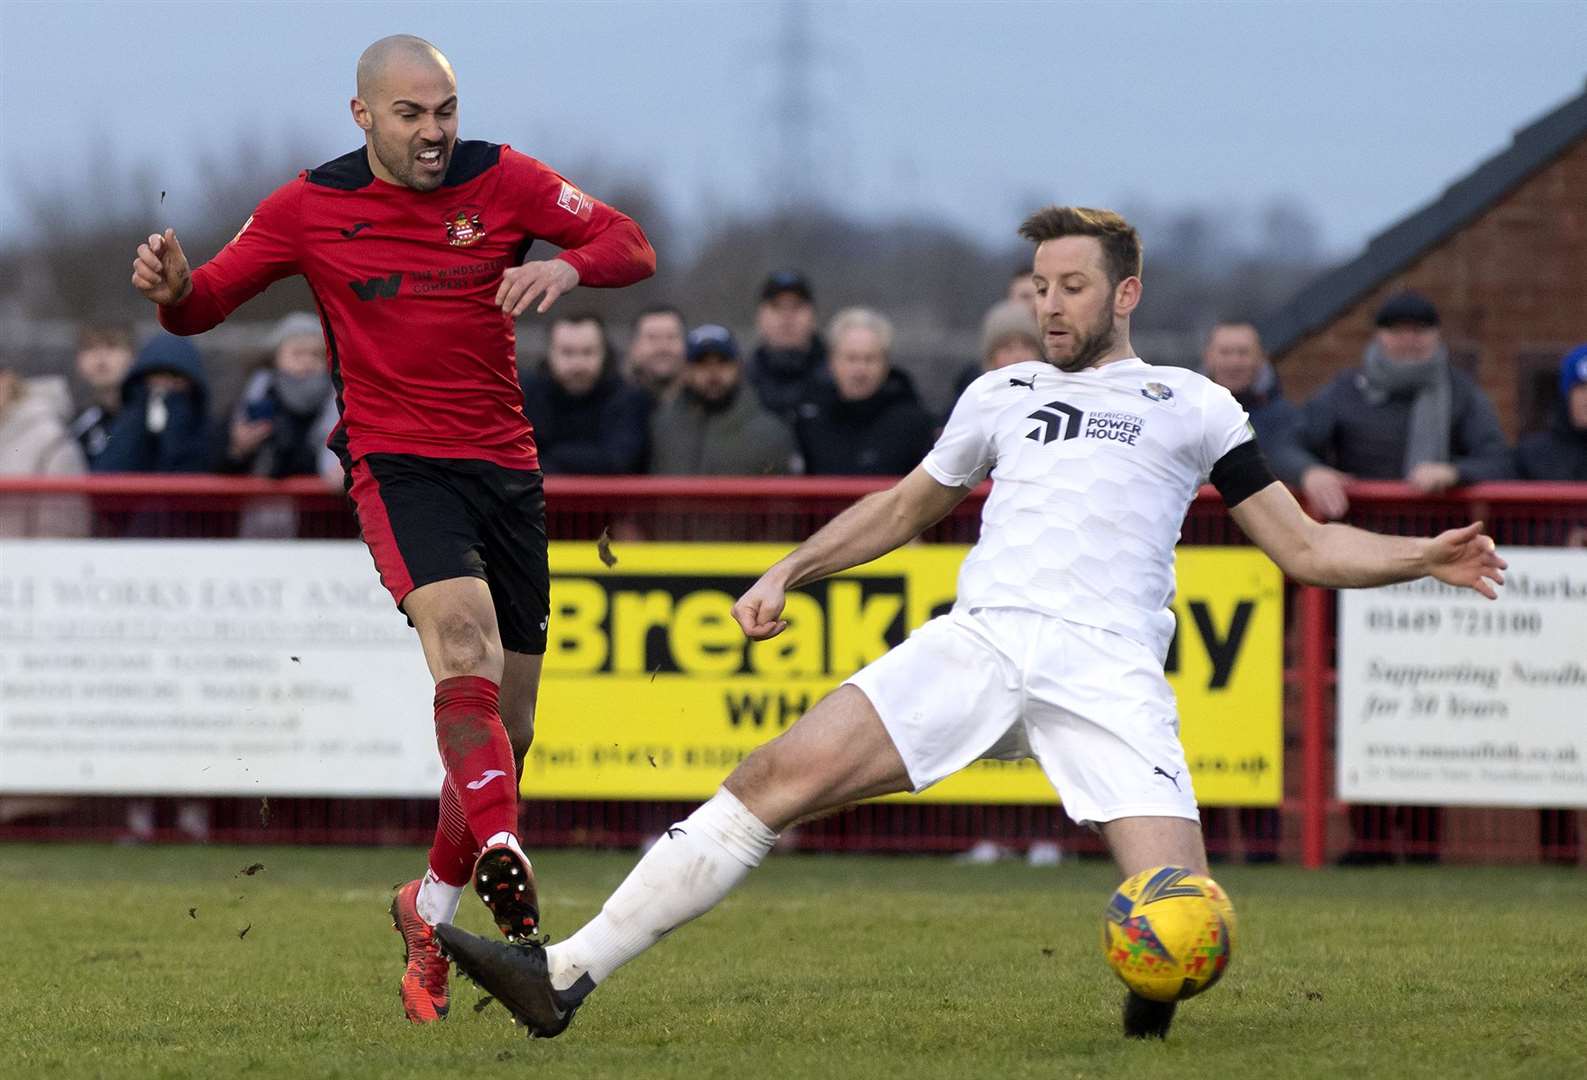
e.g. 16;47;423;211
484;831;530;863
546;788;778;991
415;868;464;926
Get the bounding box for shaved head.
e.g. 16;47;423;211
350;35;460;191
356;35;453;101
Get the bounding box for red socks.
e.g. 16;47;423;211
427;777;474;887
432;675;518;854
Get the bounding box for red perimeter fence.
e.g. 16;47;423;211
1;475;1583;868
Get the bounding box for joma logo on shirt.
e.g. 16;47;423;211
348;273;404;301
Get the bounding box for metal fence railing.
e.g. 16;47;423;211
1;476;1582;866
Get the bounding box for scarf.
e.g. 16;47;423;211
1356;340;1452;472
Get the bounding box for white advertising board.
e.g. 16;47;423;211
0;541;443;796
1337;549;1587;808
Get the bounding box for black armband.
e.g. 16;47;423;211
1209;439;1276;508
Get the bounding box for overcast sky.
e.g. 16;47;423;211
2;0;1584;258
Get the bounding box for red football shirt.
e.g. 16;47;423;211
158;142;655;469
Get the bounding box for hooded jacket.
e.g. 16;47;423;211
94;335;213;473
0;375;90;536
795;367;936;476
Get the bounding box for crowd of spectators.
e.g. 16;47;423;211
4;272;1586;542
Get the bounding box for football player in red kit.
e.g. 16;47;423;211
131;34;655;1024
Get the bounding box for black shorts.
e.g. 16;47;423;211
345;453;549;654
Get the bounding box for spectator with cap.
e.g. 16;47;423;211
1279;292;1508;865
67;323;135;468
649;324;798;476
94;332;213;474
748;269;827;421
1280;290;1511;520
951;297;1045;405
523;312;650;474
1516;344;1587;484
0;358;90;537
795;307;935;476
624;305;689;405
219;312;336;478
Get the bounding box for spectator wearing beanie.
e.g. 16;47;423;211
220;312;336;478
1516;344;1587;483
949;298;1045;407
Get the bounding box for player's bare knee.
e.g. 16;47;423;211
433;609;500;676
723;743;790;804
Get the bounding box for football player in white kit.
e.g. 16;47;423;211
437;206;1507;1040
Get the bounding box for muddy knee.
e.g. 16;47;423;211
434;610;500;677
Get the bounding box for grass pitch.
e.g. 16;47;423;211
4;845;1585;1080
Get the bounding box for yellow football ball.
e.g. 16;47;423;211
1101;865;1236;1003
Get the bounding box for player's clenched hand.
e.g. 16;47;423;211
497;259;580;318
732;577;789;640
1422;521;1507;600
130;229;192;306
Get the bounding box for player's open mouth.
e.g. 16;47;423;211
416;147;445;171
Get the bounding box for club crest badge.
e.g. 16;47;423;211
1139;381;1174;403
445;207;486;247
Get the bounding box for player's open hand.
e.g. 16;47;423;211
131;229;192;306
497;259;580;318
732;577;789;640
1423;521;1507;599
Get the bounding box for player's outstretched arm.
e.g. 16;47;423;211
732;467;970;639
130;229;192;307
1229;481;1507;597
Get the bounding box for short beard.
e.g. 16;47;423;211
1049;309;1117;373
370;129;445;192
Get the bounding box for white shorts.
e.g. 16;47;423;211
845;607;1197;827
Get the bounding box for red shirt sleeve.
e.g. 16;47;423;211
499;147;656;287
158;178;305;335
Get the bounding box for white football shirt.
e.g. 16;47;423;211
922;357;1252;659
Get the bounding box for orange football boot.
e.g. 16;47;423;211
390;879;450;1023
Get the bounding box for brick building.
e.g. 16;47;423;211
1261;79;1587;439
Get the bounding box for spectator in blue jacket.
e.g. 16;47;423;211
94;333;212;474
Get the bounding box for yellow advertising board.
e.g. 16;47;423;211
527;543;1282;806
